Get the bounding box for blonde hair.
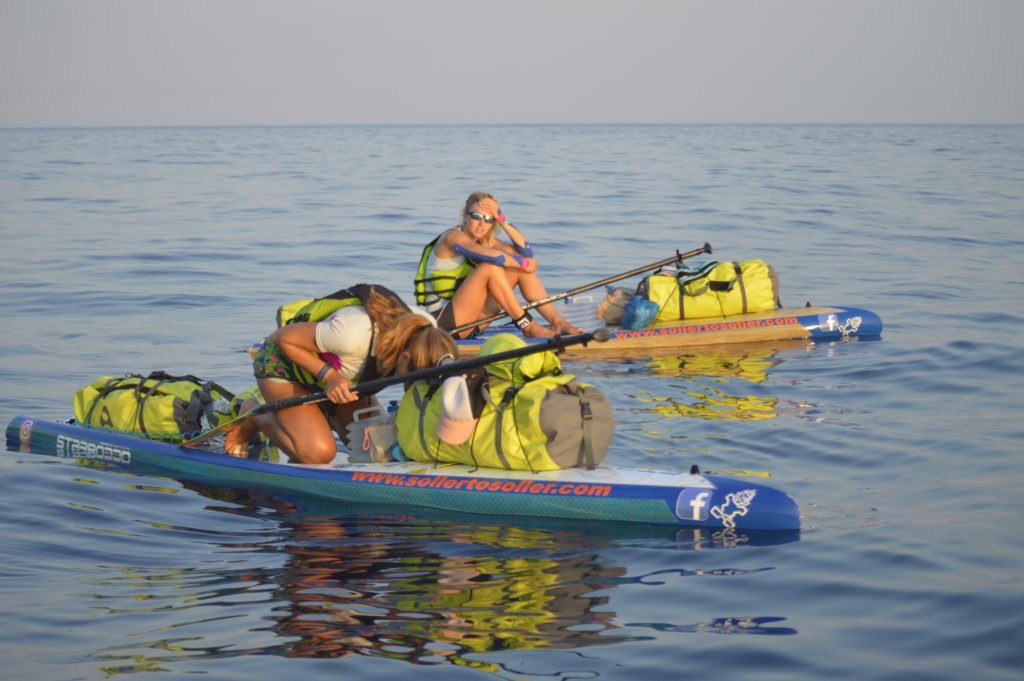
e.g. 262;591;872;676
405;325;459;371
459;191;500;243
358;286;457;374
374;312;458;375
462;191;495;217
363;286;414;329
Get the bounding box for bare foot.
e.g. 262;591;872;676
223;397;260;457
550;319;583;335
523;321;554;339
223;421;257;457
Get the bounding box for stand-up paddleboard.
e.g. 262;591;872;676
455;297;882;357
7;416;800;532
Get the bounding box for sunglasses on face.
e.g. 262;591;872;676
467;211;495;224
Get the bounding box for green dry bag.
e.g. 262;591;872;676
73;371;236;441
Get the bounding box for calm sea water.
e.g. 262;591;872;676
1;124;1022;680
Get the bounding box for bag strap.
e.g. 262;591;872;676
144;372;236;434
136;371;187;433
677;261;723;316
135;372;172;434
412;383;439;465
83;374;140;426
192;380;236;432
676;260;720;288
706;262;741;293
734;262;748;313
186;384;213;435
699;262;745;314
678;261;746;317
683;264;733;297
485;386;521;471
576;385;596;470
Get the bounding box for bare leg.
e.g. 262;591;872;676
505;270;583;335
231;379;340;464
450;264;553;339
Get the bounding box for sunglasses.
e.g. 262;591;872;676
467;211;495;224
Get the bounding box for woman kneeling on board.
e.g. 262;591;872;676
415;192;582;339
227;284;457;464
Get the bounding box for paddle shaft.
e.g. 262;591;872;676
450;243;712;334
182;329;607;446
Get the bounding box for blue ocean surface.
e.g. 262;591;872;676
1;124;1022;680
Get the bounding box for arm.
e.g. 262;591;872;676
451;242;532;270
446;226;534;271
495;212;534;257
473;196;535;259
271;323;359;403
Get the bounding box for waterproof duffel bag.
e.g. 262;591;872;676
639;259;781;323
396;334;614;471
73;371;236;441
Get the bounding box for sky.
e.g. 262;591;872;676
2;0;1022;128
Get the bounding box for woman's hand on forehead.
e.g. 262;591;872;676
475;198;499;216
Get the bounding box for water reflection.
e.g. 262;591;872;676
629;617;797;636
635;386;778;421
590;341;810;422
262;522;622;667
83;482;798;675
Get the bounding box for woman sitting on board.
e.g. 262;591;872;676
415;192;582;340
226;285;457;464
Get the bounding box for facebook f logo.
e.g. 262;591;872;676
675;488;711;521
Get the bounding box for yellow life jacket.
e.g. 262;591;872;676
644;259;781;321
273;283;407;387
413;234;477;309
72;371;237;441
395;333;614;471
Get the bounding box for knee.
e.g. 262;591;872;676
474;262;503;279
300;437;339;465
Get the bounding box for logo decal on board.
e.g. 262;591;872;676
819;313;862;339
675;488;712;521
710;489;756;529
839;316;863;338
19;419;34;447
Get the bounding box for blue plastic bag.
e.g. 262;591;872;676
620;296;661;330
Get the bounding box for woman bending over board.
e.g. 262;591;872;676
414;192;582;340
226;284;457;464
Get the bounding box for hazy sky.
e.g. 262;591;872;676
2;0;1022;128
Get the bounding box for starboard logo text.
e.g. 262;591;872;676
56;434;132;465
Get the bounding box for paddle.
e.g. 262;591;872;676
182;328;610;448
450;243;713;334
